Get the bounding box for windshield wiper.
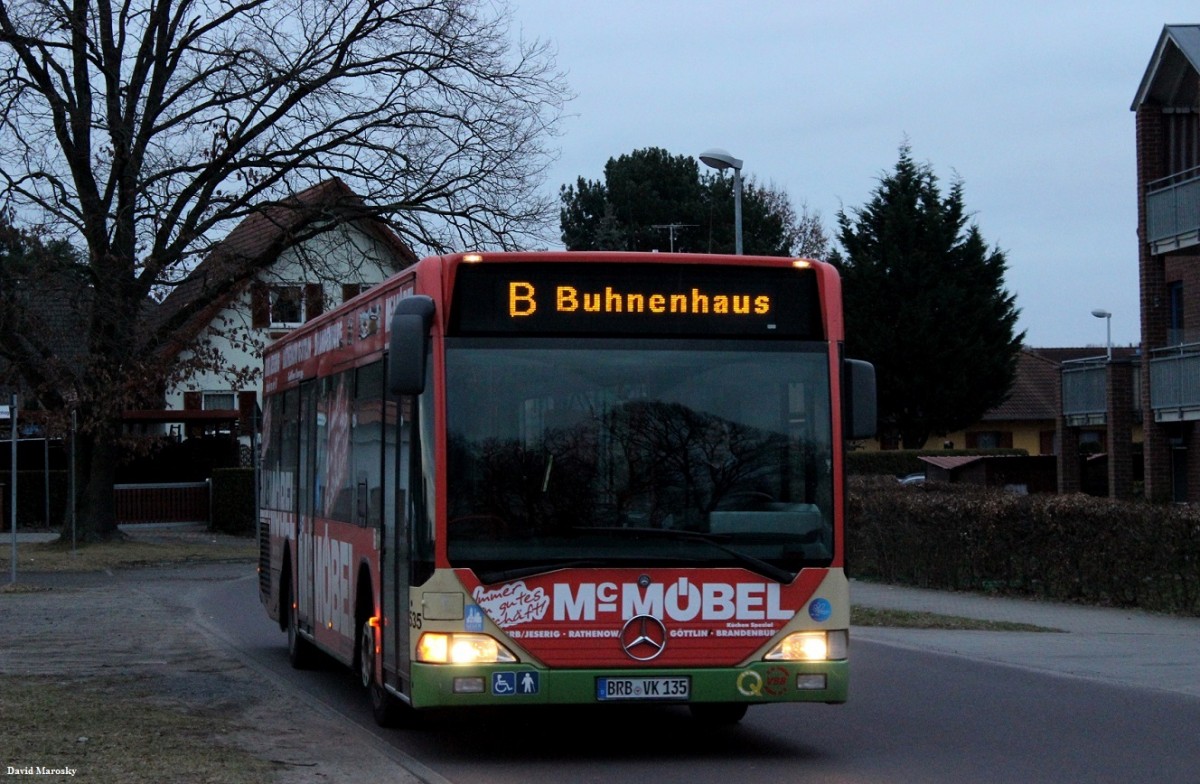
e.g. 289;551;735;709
574;527;796;584
476;559;607;585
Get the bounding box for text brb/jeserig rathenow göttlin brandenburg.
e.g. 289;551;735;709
507;282;773;318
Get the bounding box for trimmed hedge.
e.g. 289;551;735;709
211;468;255;535
847;477;1200;615
0;470;70;530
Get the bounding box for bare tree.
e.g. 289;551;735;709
0;0;569;538
790;202;831;261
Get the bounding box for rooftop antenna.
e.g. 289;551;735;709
651;223;697;253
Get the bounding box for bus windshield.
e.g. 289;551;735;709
445;338;834;582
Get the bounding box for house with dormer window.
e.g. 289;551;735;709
145;178;417;444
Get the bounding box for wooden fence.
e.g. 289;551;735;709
114;481;210;525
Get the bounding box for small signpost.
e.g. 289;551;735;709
3;395;15;585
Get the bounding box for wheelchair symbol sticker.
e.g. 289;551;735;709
493;671;539;696
493;672;516;695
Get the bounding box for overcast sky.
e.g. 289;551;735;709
510;0;1197;349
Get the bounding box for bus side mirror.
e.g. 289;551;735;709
843;358;877;441
388;295;436;395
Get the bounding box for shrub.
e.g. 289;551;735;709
210;468;255;535
1;471;70;530
846;477;1200;615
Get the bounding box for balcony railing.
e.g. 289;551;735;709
1061;358;1143;427
1062;358;1109;426
1150;343;1200;422
1146;167;1200;253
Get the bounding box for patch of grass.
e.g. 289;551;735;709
0;582;52;594
0;537;255;573
2;675;274;784
852;606;1062;632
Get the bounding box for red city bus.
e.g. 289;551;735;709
258;251;875;726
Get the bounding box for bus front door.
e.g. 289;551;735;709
382;394;413;698
297;380;317;636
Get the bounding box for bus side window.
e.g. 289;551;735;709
354;361;386;528
318;371;356;523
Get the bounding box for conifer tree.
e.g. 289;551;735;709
560;147;827;257
831;145;1023;449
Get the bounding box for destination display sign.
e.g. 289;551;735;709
449;262;823;338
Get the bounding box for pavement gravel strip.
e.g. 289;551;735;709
188;573;451;784
1;563;423;784
851;579;1200;697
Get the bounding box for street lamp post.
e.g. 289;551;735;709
699;148;743;255
1091;309;1112;361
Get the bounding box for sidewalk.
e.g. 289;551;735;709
851;579;1200;698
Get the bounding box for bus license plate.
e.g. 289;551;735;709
596;676;690;701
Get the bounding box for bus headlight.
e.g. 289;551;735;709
416;633;518;664
764;630;848;661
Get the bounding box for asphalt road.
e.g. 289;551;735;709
197;572;1200;784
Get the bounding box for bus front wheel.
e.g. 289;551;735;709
283;570;315;669
359;614;406;727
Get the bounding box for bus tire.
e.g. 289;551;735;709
689;703;749;725
359;613;405;727
283;568;316;669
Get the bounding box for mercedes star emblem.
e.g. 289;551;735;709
619;614;667;661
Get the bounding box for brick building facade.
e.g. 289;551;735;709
1132;24;1200;502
